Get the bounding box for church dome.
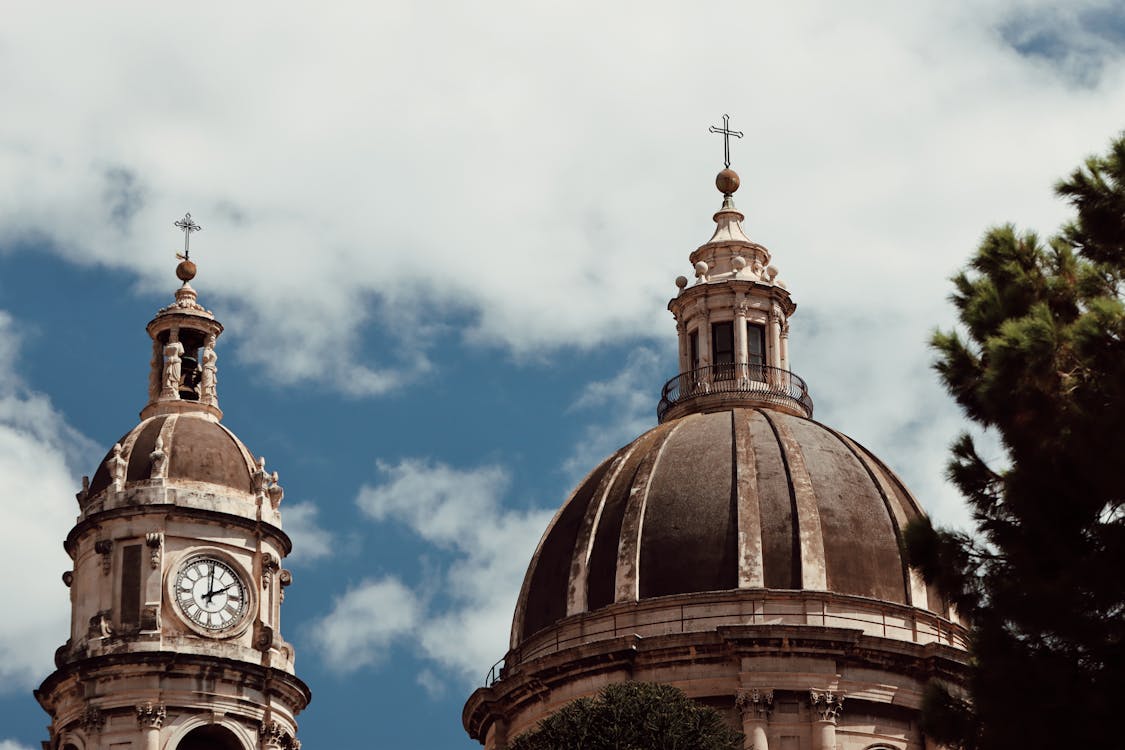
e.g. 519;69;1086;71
513;407;948;645
85;413;256;500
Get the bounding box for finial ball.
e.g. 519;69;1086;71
176;260;197;282
716;168;740;195
675;275;688;289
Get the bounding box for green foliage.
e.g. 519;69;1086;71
905;133;1125;750
509;682;743;750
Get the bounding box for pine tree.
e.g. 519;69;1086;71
509;682;743;750
905;133;1125;749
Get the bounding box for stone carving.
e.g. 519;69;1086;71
161;332;184;399
89;611;113;638
199;334;218;405
95;539;113;574
262;553;280;588
266;471;284;509
62;570;73;587
736;688;774;720
135;702;166;729
694;260;709;282
146;532;163;569
766;265;779;284
75;475;89;503
279;569;293;602
107;443;127;492
808;690;844;722
260;720;286;749
81;706;106;734
732;255;747;276
255;623;275;652
252;456;269;499
149;435;167;479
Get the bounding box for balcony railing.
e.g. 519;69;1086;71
657;363;813;421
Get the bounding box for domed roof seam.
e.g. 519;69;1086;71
759;409;828;590
614;417;687;604
510;448;623;650
567;443;640;618
825;427;919;609
733;409;765;588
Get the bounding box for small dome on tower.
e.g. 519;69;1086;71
85;413;257;500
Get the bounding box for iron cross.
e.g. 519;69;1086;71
708;114;743;169
174;213;202;259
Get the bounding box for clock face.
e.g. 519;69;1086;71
174;556;248;632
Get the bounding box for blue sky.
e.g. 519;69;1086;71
1;2;1124;748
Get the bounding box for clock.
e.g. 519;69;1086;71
173;555;248;633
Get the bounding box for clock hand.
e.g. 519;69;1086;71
204;582;236;603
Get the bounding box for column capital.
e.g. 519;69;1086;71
736;688;774;721
81;706;105;734
136;702;166;729
808;690;844;723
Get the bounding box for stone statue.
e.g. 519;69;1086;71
108;443;127;492
252;456;269;498
149;435;167;479
267;471;284;509
161;332;184;399
199;334;218;405
76;475;90;503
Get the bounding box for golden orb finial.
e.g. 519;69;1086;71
176;259;197;282
716;168;740;195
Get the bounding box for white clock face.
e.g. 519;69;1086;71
174;556;247;632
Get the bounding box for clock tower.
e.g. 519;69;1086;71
36;218;310;750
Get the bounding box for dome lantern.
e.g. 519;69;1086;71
141;214;224;421
662;152;809;422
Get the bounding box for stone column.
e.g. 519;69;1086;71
736;689;773;750
734;301;749;383
808;690;843;750
768;306;782;370
779;320;790;371
676;321;689;374
135;702;165;750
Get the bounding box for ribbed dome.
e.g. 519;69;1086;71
86;413;256;499
513;407;947;645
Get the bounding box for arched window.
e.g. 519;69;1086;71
176;724;243;750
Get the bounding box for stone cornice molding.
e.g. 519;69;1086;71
65;505;292;557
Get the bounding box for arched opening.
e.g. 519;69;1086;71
176;724;243;750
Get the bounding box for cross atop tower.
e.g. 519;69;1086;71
174;213;202;259
708;114;743;169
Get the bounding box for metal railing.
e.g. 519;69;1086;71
657;363;813;421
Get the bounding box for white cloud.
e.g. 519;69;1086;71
0;311;99;690
282;501;334;564
563;347;665;480
325;460;553;684
307;577;422;672
0;739;37;750
1;2;1123;400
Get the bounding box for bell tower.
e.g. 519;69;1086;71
36;216;309;750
